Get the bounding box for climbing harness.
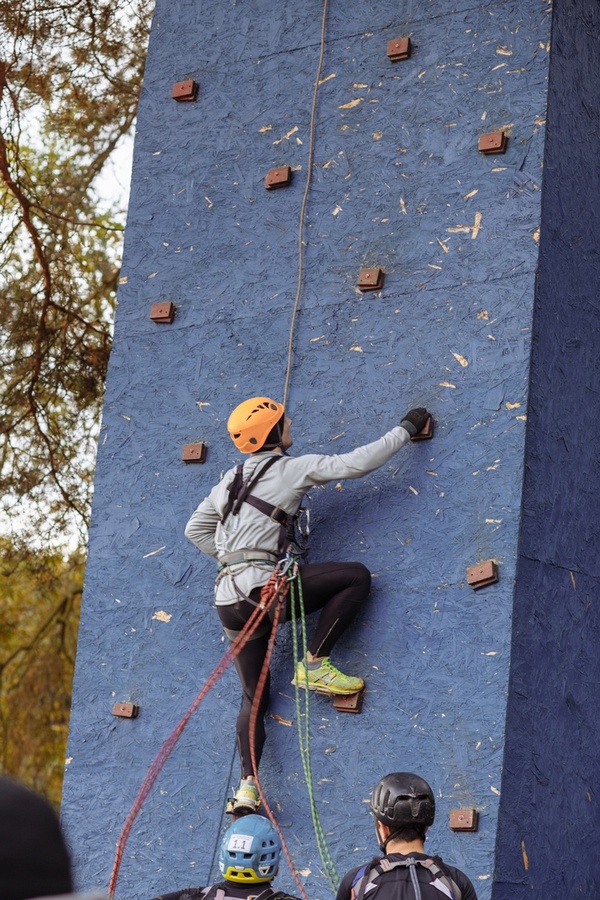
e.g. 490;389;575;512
220;455;308;558
221;456;283;525
350;857;462;900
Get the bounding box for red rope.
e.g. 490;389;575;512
248;571;310;900
107;584;280;898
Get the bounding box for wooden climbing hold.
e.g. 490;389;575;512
182;442;207;463
172;79;199;102
449;808;479;832
149;301;176;324
411;416;434;441
332;690;364;714
478;131;507;155
112;702;139;719
265;166;292;190
387;36;411;61
466;560;499;589
357;267;385;291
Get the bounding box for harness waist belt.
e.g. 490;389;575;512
218;549;279;566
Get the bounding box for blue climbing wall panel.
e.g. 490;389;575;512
62;2;551;898
493;0;600;896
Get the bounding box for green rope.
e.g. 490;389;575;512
290;573;339;891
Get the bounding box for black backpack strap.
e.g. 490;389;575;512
221;455;292;554
232;455;281;514
419;859;461;900
351;857;461;900
201;887;274;900
244;493;288;525
351;862;383;900
221;456;283;524
222;455;282;520
221;464;244;526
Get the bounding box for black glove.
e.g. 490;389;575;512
400;407;429;436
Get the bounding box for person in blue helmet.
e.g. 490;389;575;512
150;815;300;900
336;773;478;900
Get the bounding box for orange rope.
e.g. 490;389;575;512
108;584;280;898
247;570;310;900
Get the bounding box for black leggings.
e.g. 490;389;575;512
217;561;371;778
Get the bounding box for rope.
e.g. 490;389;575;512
109;1;333;888
107;585;281;898
247;567;310;900
279;1;339;883
290;576;339;891
282;0;330;409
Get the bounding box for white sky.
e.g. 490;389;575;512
95;131;135;215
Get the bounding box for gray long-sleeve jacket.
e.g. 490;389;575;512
185;425;411;604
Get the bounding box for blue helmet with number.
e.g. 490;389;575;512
219;815;282;883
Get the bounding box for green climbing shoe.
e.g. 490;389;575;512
292;657;364;695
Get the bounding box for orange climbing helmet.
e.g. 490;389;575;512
227;397;285;453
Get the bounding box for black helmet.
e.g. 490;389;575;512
370;772;435;829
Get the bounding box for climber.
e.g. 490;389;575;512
149;814;300;900
336;772;478;900
185;396;430;815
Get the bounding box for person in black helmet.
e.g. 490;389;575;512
336;773;478;900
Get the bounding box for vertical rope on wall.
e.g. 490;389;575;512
282;0;330;410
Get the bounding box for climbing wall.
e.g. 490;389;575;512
62;2;552;898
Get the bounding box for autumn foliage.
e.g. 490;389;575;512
0;1;152;802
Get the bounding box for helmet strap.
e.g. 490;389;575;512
377;824;426;854
379;827;403;854
259;416;284;451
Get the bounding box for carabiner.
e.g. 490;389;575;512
277;551;299;581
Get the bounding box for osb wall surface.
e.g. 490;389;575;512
62;2;550;898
